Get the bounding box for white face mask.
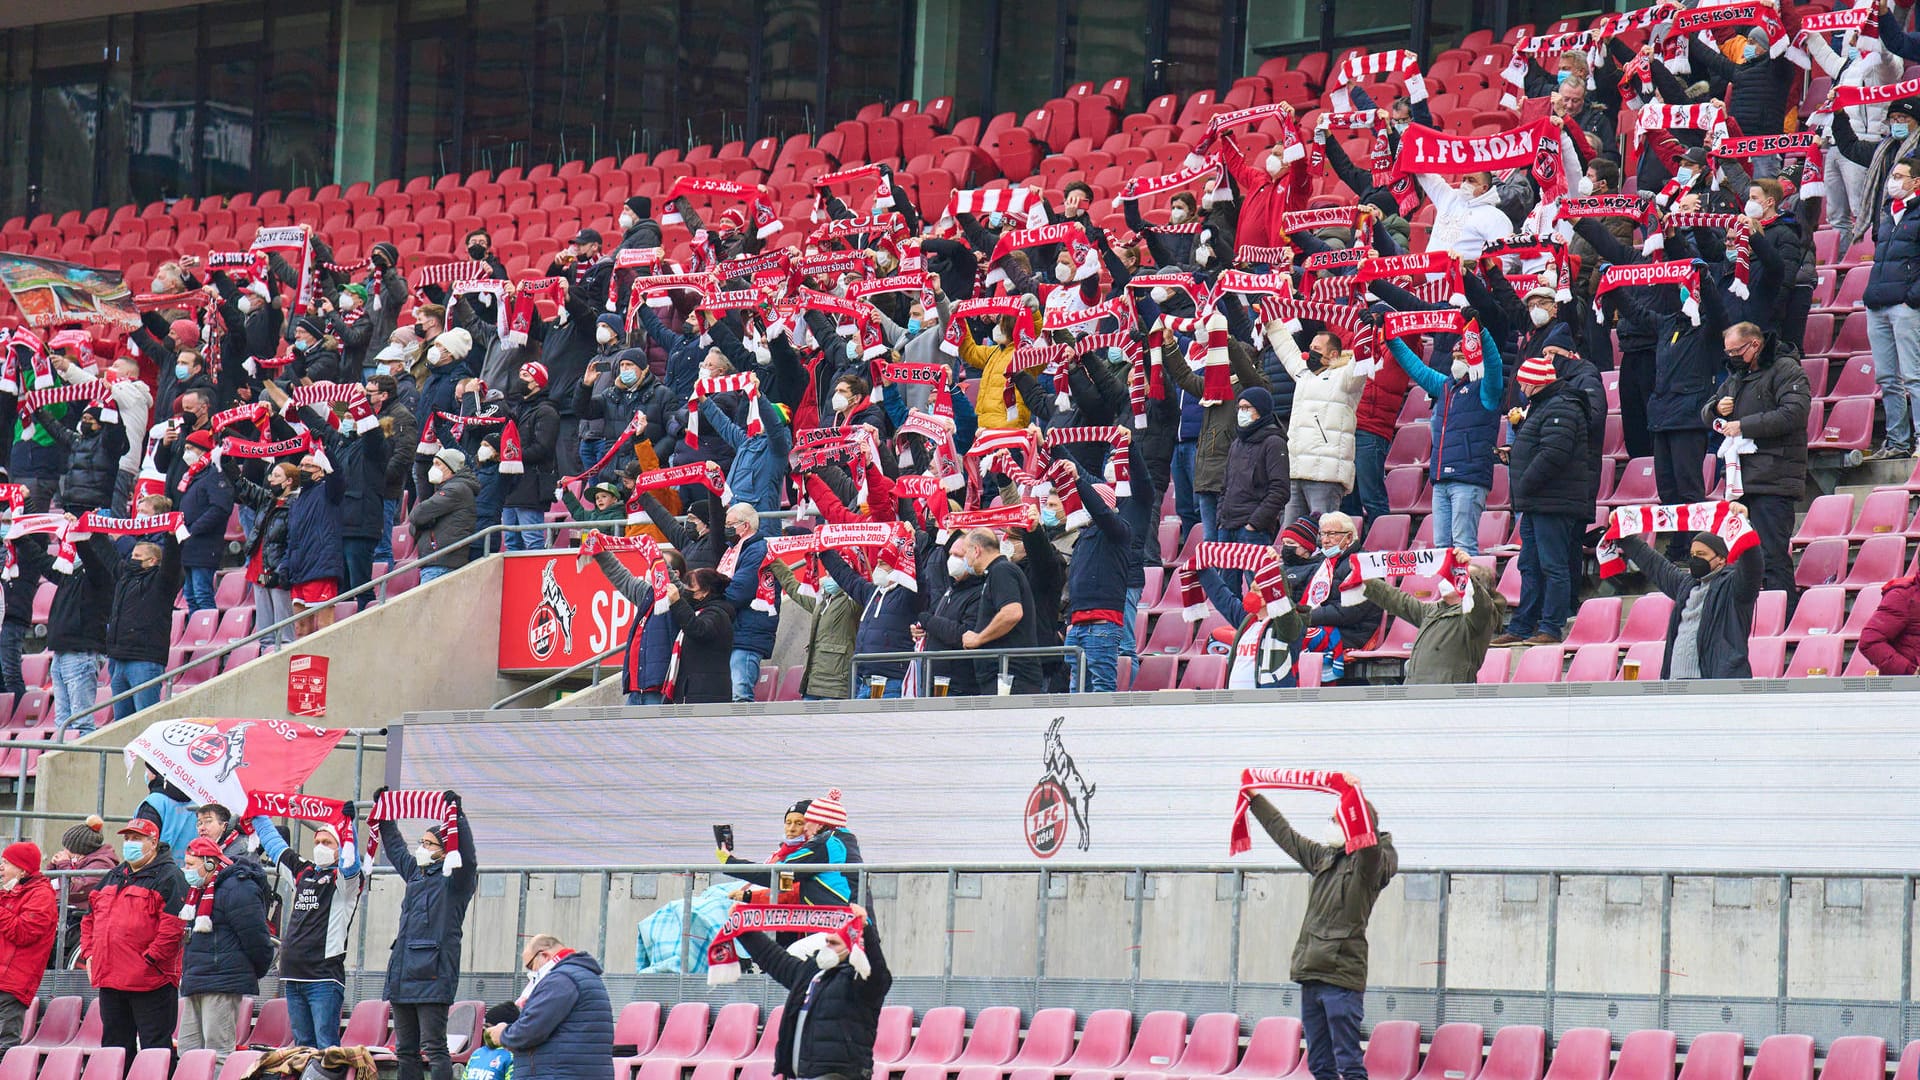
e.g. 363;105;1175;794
414;845;438;867
1168;206;1189;224
830;392;850;413
429;464;450;485
999;541;1016;559
596;326;617;345
311;846;338;868
183;448;203;467
338;293;358;311
620;211;639;231
871;567;890;588
1193;243;1213;266
478;444;497;463
1236;408;1256;428
1055;263;1075;283
946;554;969;578
1577;176;1595;197
238;298;257;315
1744;198;1766;219
1458;182;1481;199
1150;287;1171;304
1529;306;1552;328
1452;358;1472;380
1265;154;1284;177
1891;176;1913;199
991;325;1009;346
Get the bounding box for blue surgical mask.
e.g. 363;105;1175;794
173;363;190;380
295;339;312;352
1107;347;1126;365
184;867;204;888
1674;169;1695;188
1742;44;1760;61
904;318;921;336
1896;123;1913;140
617;368;639;388
845;339;859;360
1041;509;1061;528
820;577;842;597
121;841;144;862
987;212;1006;229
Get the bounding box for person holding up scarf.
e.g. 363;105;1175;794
375;788;477;1080
250;805;364;1049
176;836;272;1066
721;902;890;1080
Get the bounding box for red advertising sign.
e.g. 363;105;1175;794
287;654;329;717
498;549;657;671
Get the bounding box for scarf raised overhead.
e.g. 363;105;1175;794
1230;768;1377;856
365;790;462;873
705;903;870;986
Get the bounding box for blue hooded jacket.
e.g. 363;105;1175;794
500;952;615;1080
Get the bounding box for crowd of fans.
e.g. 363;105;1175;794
0;0;1918;718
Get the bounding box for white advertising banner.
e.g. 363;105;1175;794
396;692;1920;871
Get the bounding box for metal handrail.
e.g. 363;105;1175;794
72;518;606;728
492;644;623;709
849;645;1087;697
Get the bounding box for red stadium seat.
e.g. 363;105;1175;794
1676;1035;1746;1080
1511;645;1564;682
650;1002;711;1059
894;1007;966;1071
1603;457;1657;506
1750;1035;1814;1080
1062;1011;1136;1071
1224;1018;1302;1080
77;1050;125;1080
1816;1038;1887;1080
1479;1027;1545;1080
1748;636;1788;678
1542;1030;1612;1080
1782;586;1847;640
1609;1031;1676;1080
1561;596;1622;647
1477;649;1510;683
950;1007;1021;1068
1566;643;1621;682
872;1007;914;1067
1363;1021;1421;1080
1794;539;1850;589
1003;1009;1078;1070
739;1007;782;1065
1794;493;1856;547
25;997;80;1047
667;1002;757;1067
1414;1024;1485;1080
170;1051;218;1080
247;997;292;1049
1178;655;1229;689
1845;535;1907;589
1787;636;1844;677
1168;1014;1241;1079
1618;593;1674;643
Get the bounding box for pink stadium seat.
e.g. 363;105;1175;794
1618;594;1674;643
1565;643;1620;682
1816;1038;1887;1080
1226;1017;1303;1080
170;1051;219;1080
1609;1030;1676;1080
1845;535;1907;589
1750;1035;1814;1080
25;997;79;1047
246;997;292;1048
673;1002;758;1066
339;999;391;1050
951;1007;1022;1068
1477;649;1510;683
895;1007;967;1070
1675;1034;1744;1080
1603;458;1658;506
1114;1011;1188;1073
218;1052;265;1080
1786;636;1844;677
1177;655;1228;689
1782;586;1847;640
77;1049;125;1080
1848;489;1910;540
1748;636;1788;678
1794;538;1850;589
1543;1031;1611;1080
1894;1043;1920;1080
1005;1009;1079;1070
124;1050;172;1080
35;1049;83;1080
1362;1021;1421;1080
0;1048;34;1080
873;1007;915;1067
651;1002;712;1060
1479;1026;1545;1080
1751;590;1789;637
1793;493;1855;547
1169;1013;1242;1078
614;1002;661;1055
1414;1024;1484;1080
1062;1010;1136;1071
1511;645;1564;682
1561;596;1622;647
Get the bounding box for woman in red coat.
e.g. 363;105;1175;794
0;841;57;1049
1860;575;1920;675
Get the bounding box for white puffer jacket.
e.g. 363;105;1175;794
1268;318;1368;489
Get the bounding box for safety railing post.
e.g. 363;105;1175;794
1434;869;1450;1022
943;868;958;1005
1544;872;1559;1034
1903;875;1915;1039
1776;873;1791;1035
1034;869;1050;1015
1226;870;1244;1007
1657;874;1674;1029
1129;868;1145;1006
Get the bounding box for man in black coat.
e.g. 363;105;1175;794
377;789;476;1080
368;373;418;565
1619;524;1762;679
287;386;389;610
1495;355;1592;646
1218;386;1289;547
30;532;115;736
104;534;183;721
501;363;562;552
1707;324;1811;596
735;905;891;1080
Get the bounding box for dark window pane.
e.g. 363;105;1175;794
263;9;337;192
471;4;535;174
401;32;459;177
35;19;106;69
993;0;1059;113
34;76;101;217
611;0;676;161
204;2;262;50
98;18;131;210
1245;1;1317;63
202;54;258;196
829;0;905;126
536;0;610;168
1335;0;1412;38
760;0;820;143
1163;0;1222;96
130;19;195;204
1066;0;1145;105
679;0;751;147
3;33;30;218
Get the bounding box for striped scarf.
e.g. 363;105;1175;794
366;790;463;872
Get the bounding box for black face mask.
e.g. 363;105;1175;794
1689;556;1715;580
467;242;489;260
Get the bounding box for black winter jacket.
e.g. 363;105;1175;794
668;594;735;704
41;411;126;513
104;537;184;664
502;393;562;508
1622;534;1762;680
1218;415;1289;533
739;922;892;1080
380;809;477;1004
409;469;480;570
304;406;390;541
1689;39;1794;137
919;570;987;695
223;462;292;589
38;535;114;656
1701;339;1811;500
179;858;274;997
1508;381;1592;519
1866;196;1920;310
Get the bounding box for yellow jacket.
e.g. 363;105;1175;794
959;325;1032;430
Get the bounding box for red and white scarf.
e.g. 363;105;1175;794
211;403;271;436
1340;547;1475;610
686;373;764;451
1633;102;1728;152
941;296;1031;356
814;163;898;217
17;381;117;439
718;537;780;616
937;187;1046;234
1192;103;1308;163
705;904;869;986
4;513;77;576
1597;500;1758;577
1713;132;1826;199
1044;426;1132;498
1478;235;1574;302
1660;214;1753;299
71;510;188;541
243;791;358;875
878;362;955;418
410;261;494;290
1172;541;1292;621
1116;161;1221;202
1392;118;1576;208
1499;31;1595;109
1558;194;1655;223
177;844;230;933
987;221;1091;268
1328;50;1425;112
1673;2;1795;61
893;409;966;493
1816;74;1920;115
1280;204;1366;237
1310;111;1396;196
366;789;463;872
1353;251;1466;307
1594;260;1702;325
625;461;729;516
662;177;781;239
1229;768;1378;856
287;382;378;435
252;225;319;315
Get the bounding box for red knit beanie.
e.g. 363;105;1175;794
3;841;41;875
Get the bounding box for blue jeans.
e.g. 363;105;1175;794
1196;491;1222;542
418;565;452;584
1867;304;1920;449
373;498;399;562
1430;481;1489;555
237;504;260;544
1350;431;1390;524
850;674;904;698
109;659;166;722
729;648;762;702
578;438;610;482
1171;441;1201;534
285;980;344;1050
1065;620;1127;693
501;506;547;551
1301;980;1366;1080
183;567;216;612
50;652;101;735
1507;512;1582;640
627;690;665;705
1121;586;1141;659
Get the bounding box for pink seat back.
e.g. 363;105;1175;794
1008;1009;1078;1069
1675;1034;1744;1080
744;1007;784;1063
170;1050;220;1080
1064;1010;1135;1070
902;1007;967;1066
1414;1023;1484;1080
1608;1030;1677;1080
1120;1011;1189;1071
1229;1017;1303;1079
954;1006;1023;1067
36;1048;84;1080
25;997;80;1047
1362;1021;1421;1080
698;1003;761;1059
653;1002;712;1059
1173;1013;1242;1078
873;1006;915;1066
1750;1035;1813;1080
1818;1038;1887;1080
1480;1026;1545;1080
78;1049;126;1080
616;1002;662;1055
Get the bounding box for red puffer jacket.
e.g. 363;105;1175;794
1860;576;1920;676
0;874;56;1005
1354;354;1413;442
81;852;186;992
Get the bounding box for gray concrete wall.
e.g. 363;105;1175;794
29;558;516;849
